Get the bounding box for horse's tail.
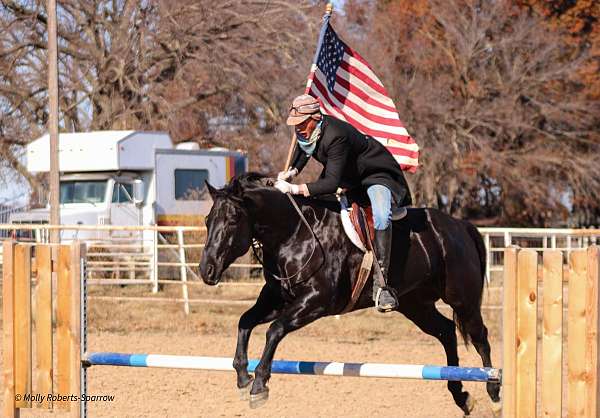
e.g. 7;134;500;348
453;221;487;346
466;221;487;290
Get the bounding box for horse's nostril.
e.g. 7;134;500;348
207;264;214;278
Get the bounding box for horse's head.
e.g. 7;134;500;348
199;174;274;285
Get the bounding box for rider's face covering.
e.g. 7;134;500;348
295;129;308;143
295;118;318;140
295;119;323;157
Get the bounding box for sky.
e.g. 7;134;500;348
0;173;29;206
0;158;30;206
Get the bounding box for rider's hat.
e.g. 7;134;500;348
286;94;321;125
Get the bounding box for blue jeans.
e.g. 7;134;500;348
367;185;392;230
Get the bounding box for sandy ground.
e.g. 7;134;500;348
3;283;503;418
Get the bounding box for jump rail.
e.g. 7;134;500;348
83;352;500;382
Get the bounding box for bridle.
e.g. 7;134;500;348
251;193;325;282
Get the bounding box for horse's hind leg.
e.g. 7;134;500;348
455;308;501;409
400;301;473;415
233;284;283;397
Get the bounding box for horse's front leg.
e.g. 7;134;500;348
249;301;326;408
233;284;283;396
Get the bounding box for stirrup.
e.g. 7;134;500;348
374;287;397;313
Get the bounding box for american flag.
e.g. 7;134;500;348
306;22;419;172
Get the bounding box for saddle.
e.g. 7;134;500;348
338;194;408;314
342;201;407;252
349;203;375;251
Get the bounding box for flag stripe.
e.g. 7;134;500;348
329;74;407;125
371;137;420;159
311;75;413;143
339;60;390;98
391;155;419;166
313;71;409;135
312;83;413;149
345;48;381;80
337;64;396;108
334;76;398;113
385;146;420;160
345;54;388;91
316;98;417;160
387;139;420;152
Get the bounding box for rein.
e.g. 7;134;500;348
251;193;325;281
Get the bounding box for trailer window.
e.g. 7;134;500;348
112;183;134;203
175;169;209;200
60;181;107;204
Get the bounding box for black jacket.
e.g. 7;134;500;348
291;115;412;206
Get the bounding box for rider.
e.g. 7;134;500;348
274;94;412;312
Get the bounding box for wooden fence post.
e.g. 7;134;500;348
541;250;563;418
2;242;85;417
568;250;589;417
502;247;518;417
585;246;600;418
516;249;538;417
2;241;19;418
70;242;84;418
35;245;53;409
57;244;72;410
14;244;32;409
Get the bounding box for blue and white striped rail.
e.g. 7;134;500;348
84;352;501;383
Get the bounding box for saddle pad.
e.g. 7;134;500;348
340;208;366;252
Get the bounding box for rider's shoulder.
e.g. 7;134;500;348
322;115;354;139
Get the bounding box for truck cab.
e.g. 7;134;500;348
9;131;247;240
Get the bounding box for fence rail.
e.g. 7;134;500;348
478;227;600;282
0;205;28;237
0;224;599;313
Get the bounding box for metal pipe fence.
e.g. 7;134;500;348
0;224;598;313
0;204;29;237
478;227;600;283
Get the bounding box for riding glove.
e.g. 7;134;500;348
277;168;298;181
274;180;301;194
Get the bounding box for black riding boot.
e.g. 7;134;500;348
372;225;397;312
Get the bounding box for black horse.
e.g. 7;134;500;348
199;173;500;415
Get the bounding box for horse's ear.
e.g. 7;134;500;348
205;181;217;197
230;178;244;202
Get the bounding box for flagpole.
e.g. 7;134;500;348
283;2;333;171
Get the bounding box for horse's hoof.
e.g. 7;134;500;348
461;393;475;416
249;389;269;409
238;378;253;401
490;400;502;417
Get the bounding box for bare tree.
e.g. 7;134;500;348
0;0;325;194
346;0;600;226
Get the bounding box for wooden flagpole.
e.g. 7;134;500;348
48;0;60;244
283;2;333;171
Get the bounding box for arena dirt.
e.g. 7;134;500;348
2;283;503;418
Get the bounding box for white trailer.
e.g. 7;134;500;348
10;130;247;240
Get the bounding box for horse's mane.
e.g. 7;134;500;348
224;172;341;213
222;172;272;194
235;172;271;187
